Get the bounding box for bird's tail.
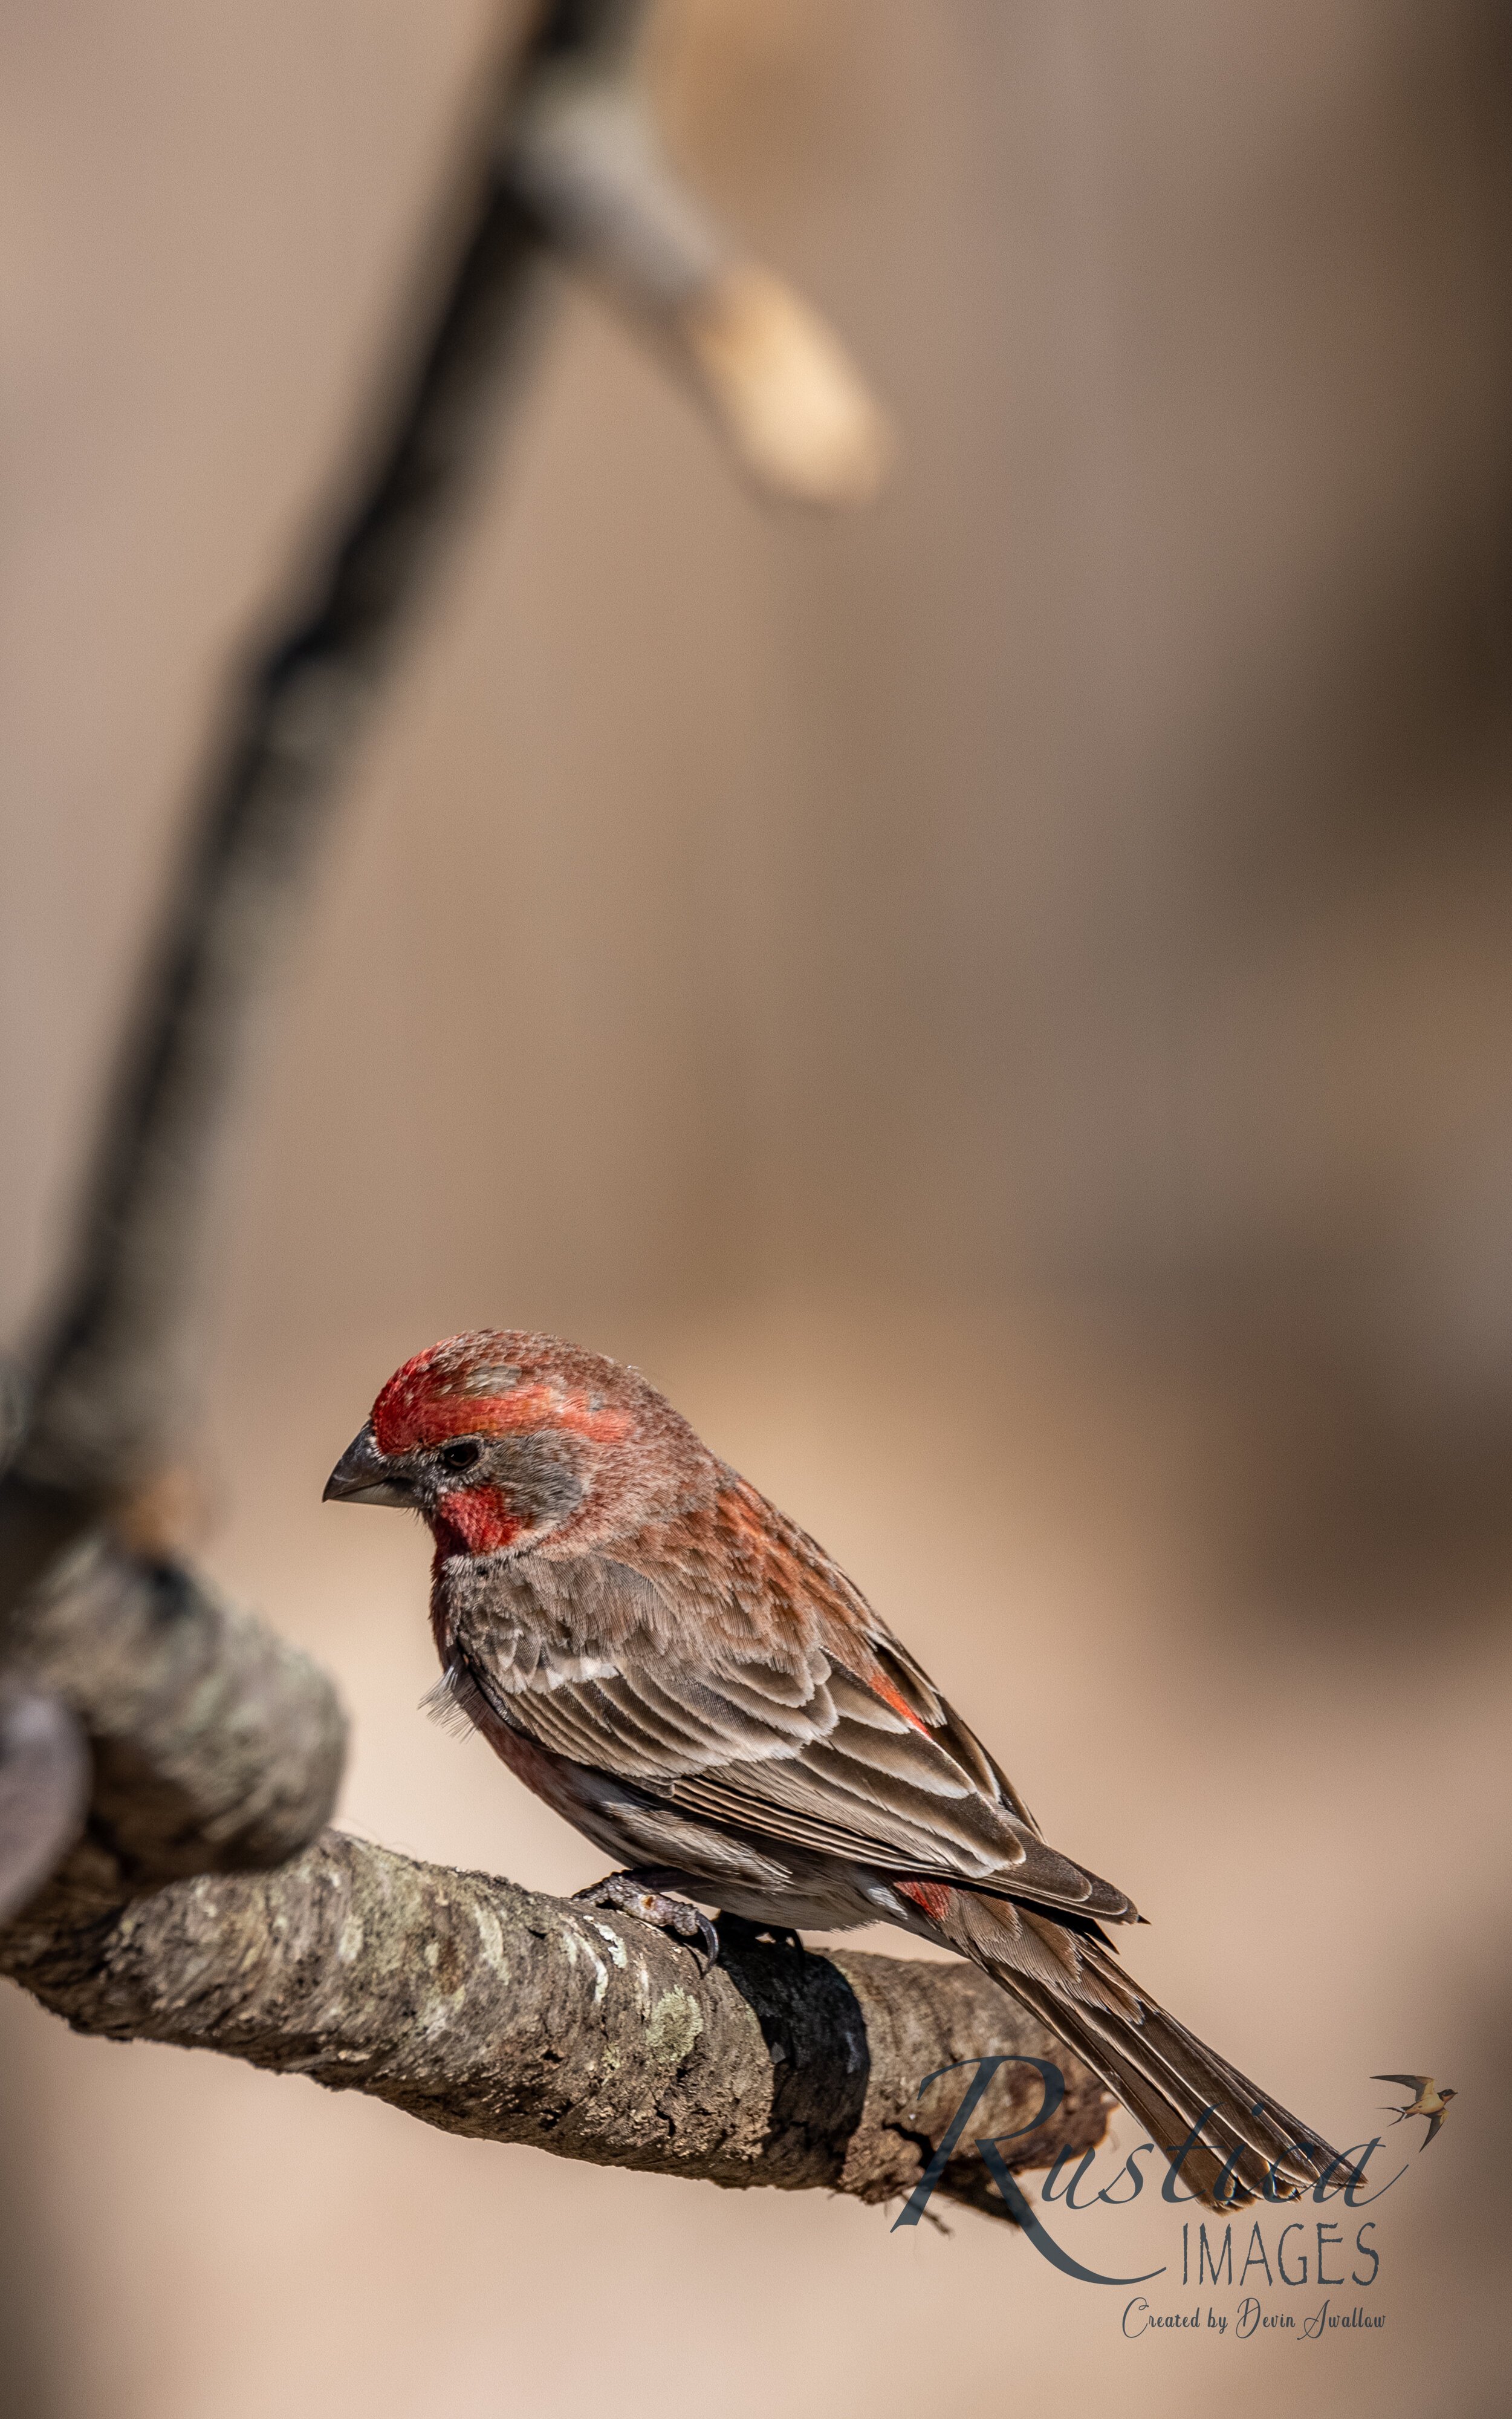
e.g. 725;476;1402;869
920;1886;1348;2208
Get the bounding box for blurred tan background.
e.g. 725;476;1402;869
2;2;1510;2414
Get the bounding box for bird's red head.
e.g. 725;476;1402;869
324;1329;718;1560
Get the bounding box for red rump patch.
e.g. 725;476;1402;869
372;1344;632;1456
896;1880;955;1923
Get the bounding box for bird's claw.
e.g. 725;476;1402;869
574;1872;719;1967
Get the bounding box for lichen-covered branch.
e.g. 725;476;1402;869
0;1832;1110;2220
0;1541;1106;2220
0;1529;1104;2221
3;1540;345;1892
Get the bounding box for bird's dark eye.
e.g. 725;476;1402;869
436;1439;483;1475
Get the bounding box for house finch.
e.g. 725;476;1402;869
326;1328;1346;2206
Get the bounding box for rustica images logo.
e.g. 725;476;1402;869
891;2055;1454;2341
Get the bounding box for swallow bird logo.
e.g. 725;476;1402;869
1373;2074;1457;2147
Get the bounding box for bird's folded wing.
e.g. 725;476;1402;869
466;1566;1134;1923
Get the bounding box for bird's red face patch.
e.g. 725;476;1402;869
432;1485;521;1557
371;1347;632;1456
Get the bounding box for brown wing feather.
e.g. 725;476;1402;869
462;1478;1135;1924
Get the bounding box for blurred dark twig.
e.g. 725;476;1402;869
9;2;616;1529
4;0;891;1564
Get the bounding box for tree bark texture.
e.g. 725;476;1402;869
2;1828;1111;2219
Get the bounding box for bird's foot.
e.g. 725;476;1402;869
715;1912;805;1956
573;1871;719;1966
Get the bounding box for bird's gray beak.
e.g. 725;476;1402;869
323;1423;411;1508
